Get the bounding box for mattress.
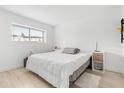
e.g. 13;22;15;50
69;59;90;83
26;50;92;88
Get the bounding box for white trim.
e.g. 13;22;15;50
12;23;47;32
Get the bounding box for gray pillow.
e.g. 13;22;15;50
75;48;80;54
63;48;80;54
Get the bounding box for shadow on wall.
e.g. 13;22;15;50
105;51;123;73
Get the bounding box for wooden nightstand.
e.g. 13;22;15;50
92;51;105;72
24;57;28;67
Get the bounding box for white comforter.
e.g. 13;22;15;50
26;50;92;88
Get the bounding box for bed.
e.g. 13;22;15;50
26;50;92;88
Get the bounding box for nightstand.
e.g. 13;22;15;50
24;57;28;67
92;51;105;72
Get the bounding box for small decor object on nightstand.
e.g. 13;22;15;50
95;42;100;52
92;51;105;72
54;46;58;49
53;46;60;51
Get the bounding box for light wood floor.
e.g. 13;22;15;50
0;68;124;88
87;70;124;88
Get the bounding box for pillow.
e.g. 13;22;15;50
62;48;80;54
75;48;80;54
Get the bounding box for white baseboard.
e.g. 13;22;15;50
105;68;123;74
0;63;23;72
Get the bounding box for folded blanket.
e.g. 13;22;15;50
63;48;80;54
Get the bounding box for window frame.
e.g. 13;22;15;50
11;23;47;43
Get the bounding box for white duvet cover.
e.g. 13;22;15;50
26;50;92;88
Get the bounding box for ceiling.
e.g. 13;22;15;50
0;5;121;26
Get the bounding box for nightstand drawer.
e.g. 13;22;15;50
94;62;103;70
93;53;103;62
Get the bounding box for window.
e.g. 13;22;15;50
12;25;29;41
12;24;47;43
30;29;43;42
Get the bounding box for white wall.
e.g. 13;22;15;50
55;6;123;73
0;9;54;72
123;46;124;75
122;6;124;75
